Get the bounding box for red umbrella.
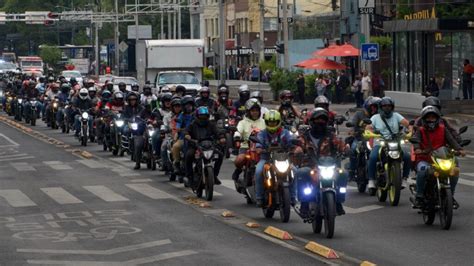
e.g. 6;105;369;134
294;58;323;68
302;58;347;70
313;43;360;57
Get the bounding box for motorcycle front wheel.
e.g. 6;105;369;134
388;162;401;206
324;192;336;239
204;166;214;201
439;188;453;230
263;192;275;218
279;187;291;223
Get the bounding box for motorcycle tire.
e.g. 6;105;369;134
112;147;119;156
279;187;291;223
423;210;436;225
263;206;275;219
324;192;336;239
369;187;376;196
205;166;214;201
312;214;323;234
119;148;125;157
169;172;176;182
30;117;36;126
439;188;453;230
90;135;95;143
357;165;367;193
388;162;402;206
152;160;156;171
376;187;387;202
66;124;70;134
103;142;108;151
61;124;66;133
357;183;367;194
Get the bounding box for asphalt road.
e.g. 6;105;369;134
0;107;473;266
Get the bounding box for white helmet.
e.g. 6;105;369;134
79;88;88;100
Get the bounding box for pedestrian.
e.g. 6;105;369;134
462;59;474;100
424;76;439;97
361;70;372;100
314;74;327;97
352;75;363;108
296;73;305;104
371;72;382;97
251;65;260;82
336;70;350;103
228;65;235;80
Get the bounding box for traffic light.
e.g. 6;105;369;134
44;12;59;26
275;43;284;54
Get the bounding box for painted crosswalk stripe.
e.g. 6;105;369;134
169;182;223;197
83;186;129;202
0;153;30;160
76;159;106;169
126;184;171;199
0;156;35;162
43;161;73;170
40;187;83;204
0;189;37;207
10;162;36;171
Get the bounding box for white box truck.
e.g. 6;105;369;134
136;39;204;96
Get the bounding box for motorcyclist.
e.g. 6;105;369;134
254;110;297;207
184;106;226;186
72;88;93;137
23;80;42;119
195;86;217;113
232;98;266;181
157;92;172;119
36;77;46;95
412;106;465;209
84;79;96;89
140;84;158;107
56;83;71;127
175;85;186;97
366;97;412;190
296;108;348;215
88;87;99;106
117;82;127;94
110;91;125;113
348;96;381;179
308;95;337;126
171;95;195;174
44;82;60;126
158;96;182;172
123;92;145;169
131;83;140;93
278;90;300;128
134;102;161;170
70;77;80;92
250;90;269;118
215;85;235;121
94;90;113;144
233;84;250;117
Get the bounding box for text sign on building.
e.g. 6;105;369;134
359;0;375;14
361;43;379;61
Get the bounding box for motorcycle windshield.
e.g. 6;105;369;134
272;152;289;161
199;140;214;150
318;156;336;167
432;147;450;159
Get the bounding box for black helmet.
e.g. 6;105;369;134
29;80;37;88
101;90;112;99
48;76;55;82
364;96;381;115
70;77;77;84
199;86;210;98
171;96;182;106
314;95;330;110
309;107;329;128
60;83;71;93
181;95;195;113
131;83;139;92
114;91;124;101
126;91;139;102
279;90;294;106
161;92;173;105
176;85;186;95
238;84;250;102
143;84;152;95
250;91;263;104
421;106;441;130
118;82;126;90
218;85;229;96
422;96;441;111
379;97;395;118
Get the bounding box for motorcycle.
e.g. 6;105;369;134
79;110;90;146
59;103;71;134
25;98;38;126
158;125;174;176
250;135;293;223
109;113;125;156
364;130;409;206
346;118;373;193
409;127;470;230
143;124;157;170
14;98;23;121
191;140;220;201
49;98;59;129
217;116;238;158
5;92;15;116
233;130;260;204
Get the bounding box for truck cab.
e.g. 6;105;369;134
155;71;201;96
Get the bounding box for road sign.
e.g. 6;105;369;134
251;39;263;53
361;43;379;61
359;0;375;14
278;17;294;23
24;11;49;24
118;41;129;53
127;25;152;39
278;4;294;18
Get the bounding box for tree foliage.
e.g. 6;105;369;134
39;45;62;68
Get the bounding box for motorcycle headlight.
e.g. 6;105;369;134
131;123;138;131
81;112;89;119
18;99;23;104
148;129;155;136
7;97;12;101
31;101;37;105
388;142;398;150
0;91;3;97
303;186;312;195
275;160;290;173
400;139;406;145
203;150;214;160
115;120;124;127
53;103;58;108
388;151;400;159
379;140;385;147
318;166;335;180
436;158;453;171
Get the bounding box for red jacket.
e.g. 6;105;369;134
415;124;445;164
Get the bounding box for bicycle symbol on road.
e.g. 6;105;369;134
13;226;141;242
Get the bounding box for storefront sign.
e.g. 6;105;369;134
404;7;435;20
225;47;277;56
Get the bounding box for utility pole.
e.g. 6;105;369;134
178;2;182;39
95;22;100;76
114;0;120;75
160;0;164;39
173;0;177;39
219;0;226;84
259;0;265;64
282;0;289;69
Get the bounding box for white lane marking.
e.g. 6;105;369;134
130;179;153;182
10;162;36;171
0;156;34;162
40;187;83;204
0;189;37;207
83;186;129;202
459;178;474;187
76;159;106;169
125;250;198;264
168;182;223;196
126;184;172;199
19;239;172;255
43;161;73;170
119;172;141;177
0;153;30;159
344;205;384;214
0;133;20;146
220;179;235;191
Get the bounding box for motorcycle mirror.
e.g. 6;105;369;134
459;126;468;135
460;139;471;147
345;122;354;128
363;118;372;125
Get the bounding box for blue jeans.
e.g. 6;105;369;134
295;167;347;203
151;133;163;157
255;159;296;200
349;140;360;175
368;145;411;180
416;160;459;197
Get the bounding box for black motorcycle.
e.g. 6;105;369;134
346;118;372;193
191;140;220;201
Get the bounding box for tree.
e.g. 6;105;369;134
39;45;62;69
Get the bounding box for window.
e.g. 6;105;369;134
264;17;278;31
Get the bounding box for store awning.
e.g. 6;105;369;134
384;19;474;33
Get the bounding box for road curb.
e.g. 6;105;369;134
264;226;293;240
360;260;377;266
304;241;339;259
